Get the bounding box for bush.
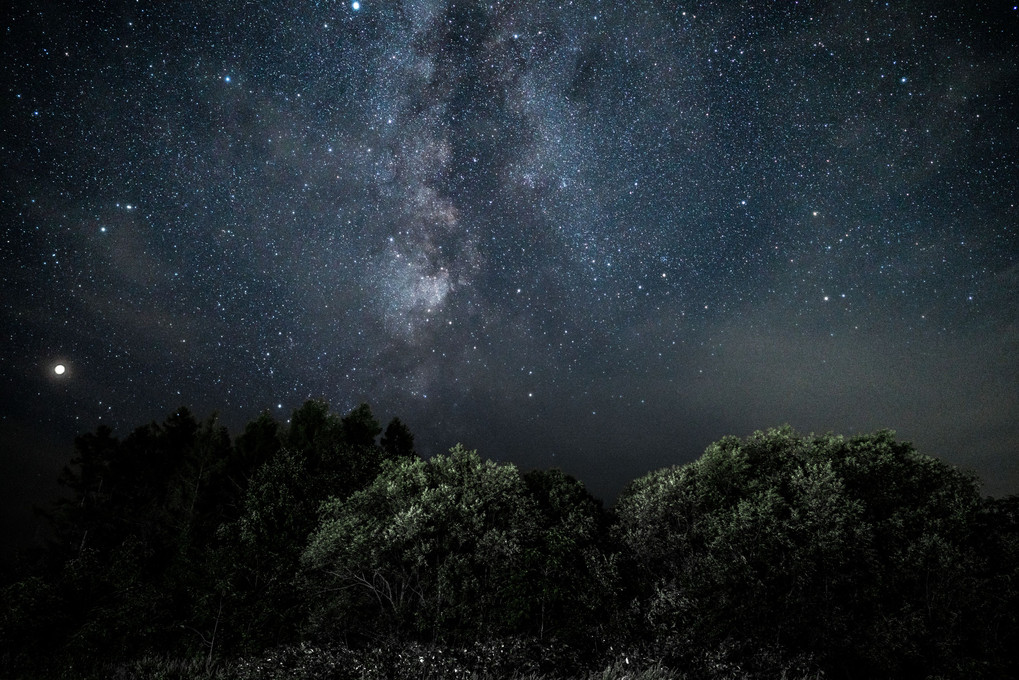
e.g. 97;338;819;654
614;427;986;678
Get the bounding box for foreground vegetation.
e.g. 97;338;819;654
2;400;1017;679
99;639;727;679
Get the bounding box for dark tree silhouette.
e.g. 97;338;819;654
340;403;383;449
381;416;416;460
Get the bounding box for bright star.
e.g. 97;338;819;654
352;1;360;9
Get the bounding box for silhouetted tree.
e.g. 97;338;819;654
518;468;617;644
217;447;312;651
286;399;341;464
51;424;120;558
381;416;416;460
966;494;1019;677
233;410;283;485
340;403;383;449
212;401;405;652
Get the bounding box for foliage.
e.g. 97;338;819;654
614;426;1000;678
0;400;406;677
3;412;1017;680
216;401;403;652
222;638;673;680
302;445;542;640
0;574;66;671
219;447;311;652
105;654;230;680
519;468;618;643
302;453;618;646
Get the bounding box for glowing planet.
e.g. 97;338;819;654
54;364;66;375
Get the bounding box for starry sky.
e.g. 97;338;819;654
2;0;1017;550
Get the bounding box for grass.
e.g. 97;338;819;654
98;639;824;680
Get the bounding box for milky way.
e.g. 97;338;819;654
2;1;1017;544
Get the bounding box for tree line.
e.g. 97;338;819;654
1;400;1017;679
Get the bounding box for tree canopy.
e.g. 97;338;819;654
614;427;996;677
2;414;1016;680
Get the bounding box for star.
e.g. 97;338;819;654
0;0;1015;542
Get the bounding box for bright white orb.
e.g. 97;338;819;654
352;1;360;9
54;364;66;375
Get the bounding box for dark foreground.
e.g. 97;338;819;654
3;403;1016;679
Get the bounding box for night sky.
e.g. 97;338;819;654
2;1;1017;550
